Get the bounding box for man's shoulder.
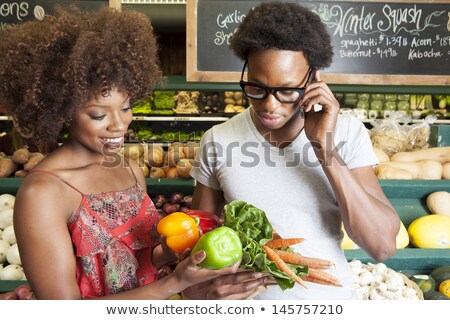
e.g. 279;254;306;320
335;114;367;136
208;110;250;136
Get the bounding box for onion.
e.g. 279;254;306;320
179;206;189;213
7;243;21;265
162;203;180;215
153;194;167;209
0;264;24;280
169;192;185;205
183;195;193;208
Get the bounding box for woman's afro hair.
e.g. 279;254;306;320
0;6;162;143
230;2;333;70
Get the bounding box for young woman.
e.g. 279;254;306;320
0;7;268;299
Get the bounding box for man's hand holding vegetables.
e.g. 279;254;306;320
190;2;400;300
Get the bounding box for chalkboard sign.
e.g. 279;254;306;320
0;0;110;29
187;0;450;85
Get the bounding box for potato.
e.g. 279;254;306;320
149;167;165;178
167;148;186;167
224;98;236;105
123;144;143;160
23;153;45;171
14;170;28;178
138;161;149;177
224;92;235;99
165;166;179;178
176;159;194;179
183;142;199;159
233;91;243;100
147;145;165;167
12;148;30;164
0;158;18;178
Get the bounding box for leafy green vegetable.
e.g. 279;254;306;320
223;200;308;290
153;91;177;110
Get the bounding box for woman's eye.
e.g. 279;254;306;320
122;106;132;112
89;114;106;120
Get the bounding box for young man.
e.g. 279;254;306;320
190;2;400;299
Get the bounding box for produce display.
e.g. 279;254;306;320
173;91;201;115
0;148;45;178
370;114;435;156
122;142;198;179
349;260;422;300
374;146;450;180
223;91;247;114
410;265;450;299
336;93;450;120
0;194;26;282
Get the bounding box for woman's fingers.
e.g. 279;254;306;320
207;275;271;300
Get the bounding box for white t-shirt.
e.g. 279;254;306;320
190;108;378;299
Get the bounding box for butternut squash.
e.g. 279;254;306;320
426;191;450;217
382;160;442;180
443;162;450;179
390;146;450;164
375;164;413;179
373;147;390;163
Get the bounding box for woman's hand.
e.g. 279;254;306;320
299;70;340;147
152;236;190;270
182;268;272;300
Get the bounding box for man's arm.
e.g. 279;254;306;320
319;147;400;262
191;181;226;215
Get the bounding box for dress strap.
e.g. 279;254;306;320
123;157;138;184
27;170;83;195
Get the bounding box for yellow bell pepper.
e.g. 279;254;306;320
157;212;199;253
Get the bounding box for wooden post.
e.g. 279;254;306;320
109;0;122;11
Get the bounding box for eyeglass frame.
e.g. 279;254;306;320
239;60;313;104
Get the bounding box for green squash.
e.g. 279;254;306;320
424;290;450;300
430;266;450;287
409;275;436;294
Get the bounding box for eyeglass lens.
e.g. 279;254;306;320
243;85;302;103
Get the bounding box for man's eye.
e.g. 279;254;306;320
89;114;106;120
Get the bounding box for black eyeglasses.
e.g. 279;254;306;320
239;60;313;104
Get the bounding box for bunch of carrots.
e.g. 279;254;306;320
262;237;342;288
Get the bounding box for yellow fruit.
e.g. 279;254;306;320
341;226;358;250
439;279;450;298
396;221;409;249
341;221;409;250
408;215;450;248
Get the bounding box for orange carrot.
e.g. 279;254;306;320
302;276;331;286
305;268;342;287
274;250;334;269
265;238;304;248
262;245;307;289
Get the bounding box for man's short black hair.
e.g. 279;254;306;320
230;1;333;70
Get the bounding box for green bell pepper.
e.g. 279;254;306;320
191;226;243;270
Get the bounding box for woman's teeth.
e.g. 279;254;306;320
103;137;122;143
